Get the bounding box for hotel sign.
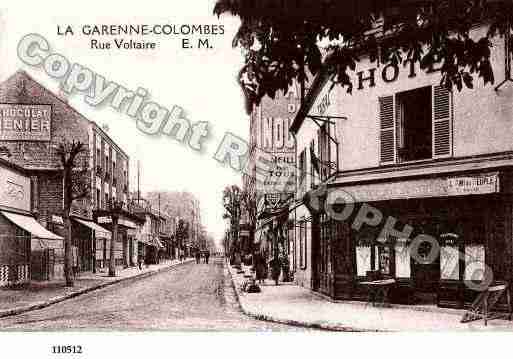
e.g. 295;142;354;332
0;104;52;141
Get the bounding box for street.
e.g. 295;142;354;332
0;258;309;331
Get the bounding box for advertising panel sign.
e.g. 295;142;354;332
0;104;52;141
0;165;31;211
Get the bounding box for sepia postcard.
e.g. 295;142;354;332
1;0;513;357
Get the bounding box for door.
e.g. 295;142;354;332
412;234;440;304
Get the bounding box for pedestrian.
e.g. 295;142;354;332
205;251;210;264
137;256;144;270
254;251;266;284
270;257;281;286
195;250;201;264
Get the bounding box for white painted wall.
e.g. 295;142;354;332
302;26;513;173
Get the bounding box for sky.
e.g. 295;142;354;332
0;0;248;245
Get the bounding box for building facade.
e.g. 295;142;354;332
243;84;301;265
0;70;138;278
291;25;513;309
0;158;63;285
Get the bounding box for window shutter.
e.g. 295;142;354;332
379;95;396;164
432;85;452;158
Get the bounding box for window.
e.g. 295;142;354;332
319;214;333;274
379;85;452;164
396;86;432;161
298;149;307;194
310;140;317;189
96;189;101;209
377;246;391;275
318;123;332;181
298;219;307;270
96;148;101;168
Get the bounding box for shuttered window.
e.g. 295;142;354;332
379;95;396;164
379;85;452;165
432;85;452;158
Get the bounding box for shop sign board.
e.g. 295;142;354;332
447;173;499;196
97;216;137;229
339;172;499;203
0;165;30;211
256;84;299;196
0;104;51;141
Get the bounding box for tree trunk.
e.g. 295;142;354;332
63;213;74;287
109;215;118;276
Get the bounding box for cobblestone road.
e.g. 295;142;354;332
0;258;310;331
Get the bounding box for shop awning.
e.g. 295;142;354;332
73;218;112;240
1;211;62;240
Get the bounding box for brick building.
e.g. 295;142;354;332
0;70;138;278
0;157;62;285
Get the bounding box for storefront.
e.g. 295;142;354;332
0;159;62;285
311;169;512;309
94;211;143;268
72;217;112;272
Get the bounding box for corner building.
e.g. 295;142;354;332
291;24;513;309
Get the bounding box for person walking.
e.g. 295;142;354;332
205;251;210;264
254;251;266;284
195;249;201;264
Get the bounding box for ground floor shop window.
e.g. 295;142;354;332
464;245;485;281
395;241;411;278
440;245;460;280
376;245;391;275
356;245;371;277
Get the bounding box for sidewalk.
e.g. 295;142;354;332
228;263;513;331
0;258;194;318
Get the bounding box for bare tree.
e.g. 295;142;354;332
56;140;89;287
222;185;242;263
240;189;257;256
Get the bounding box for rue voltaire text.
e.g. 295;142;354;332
90;38;157;50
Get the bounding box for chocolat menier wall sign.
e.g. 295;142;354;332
0;104;52;141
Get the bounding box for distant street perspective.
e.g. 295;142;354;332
0;257;306;331
4;1;513;335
